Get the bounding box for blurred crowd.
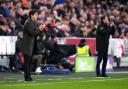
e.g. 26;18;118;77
0;0;128;38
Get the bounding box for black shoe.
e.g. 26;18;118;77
96;74;102;78
25;77;33;82
101;74;110;78
29;77;33;81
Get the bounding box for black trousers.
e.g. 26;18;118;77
96;52;108;75
23;54;32;81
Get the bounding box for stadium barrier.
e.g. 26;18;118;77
0;37;128;69
0;36;17;55
0;36;17;68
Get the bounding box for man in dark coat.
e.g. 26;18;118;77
96;15;115;77
20;10;45;81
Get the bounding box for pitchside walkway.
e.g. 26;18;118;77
0;67;128;83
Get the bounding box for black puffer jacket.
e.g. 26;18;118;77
96;23;115;53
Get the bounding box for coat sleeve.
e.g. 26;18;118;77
24;21;42;36
109;25;116;35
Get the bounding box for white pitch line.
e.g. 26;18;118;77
108;71;128;74
0;78;128;87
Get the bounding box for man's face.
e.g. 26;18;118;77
103;16;109;25
10;21;16;29
32;12;38;21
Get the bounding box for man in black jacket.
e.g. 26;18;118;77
21;10;45;81
96;15;115;77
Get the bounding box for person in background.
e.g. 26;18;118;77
0;20;7;36
20;9;45;82
8;20;17;36
77;39;91;56
124;29;128;56
96;15;115;77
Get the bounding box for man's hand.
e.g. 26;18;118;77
110;22;114;27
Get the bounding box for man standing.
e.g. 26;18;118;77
96;15;115;77
21;10;45;81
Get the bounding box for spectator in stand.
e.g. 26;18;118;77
0;20;6;35
0;0;127;38
0;20;9;36
8;20;17;36
0;0;10;17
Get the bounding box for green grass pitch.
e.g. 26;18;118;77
0;72;128;89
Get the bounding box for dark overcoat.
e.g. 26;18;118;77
21;18;42;56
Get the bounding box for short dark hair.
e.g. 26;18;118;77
101;15;110;23
80;39;86;44
29;9;38;18
101;15;106;22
